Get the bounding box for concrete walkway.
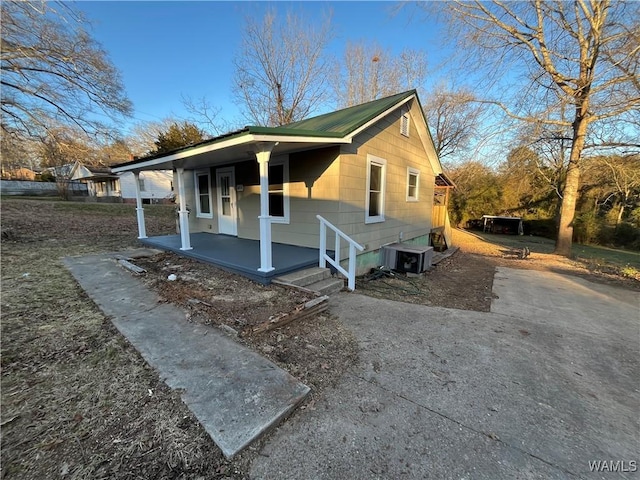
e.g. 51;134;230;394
250;268;639;479
63;251;310;459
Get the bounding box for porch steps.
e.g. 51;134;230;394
273;267;344;296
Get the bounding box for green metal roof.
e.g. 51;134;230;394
274;90;416;136
112;90;417;169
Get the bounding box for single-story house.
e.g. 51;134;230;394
119;170;174;205
112;90;453;289
72;163;120;198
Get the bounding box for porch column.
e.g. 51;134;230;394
176;167;192;251
255;143;276;272
133;171;147;239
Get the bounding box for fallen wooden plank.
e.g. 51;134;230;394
251;297;329;334
117;259;146;275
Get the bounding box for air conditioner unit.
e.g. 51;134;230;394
382;243;433;274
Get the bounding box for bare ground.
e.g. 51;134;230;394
2;198;637;479
1;198;357;480
356;229;639;310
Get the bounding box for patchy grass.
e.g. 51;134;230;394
1;197;357;479
453;229;640;285
52;200;176;220
572;242;639;267
1;198;239;479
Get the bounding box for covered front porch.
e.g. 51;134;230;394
140;232;323;284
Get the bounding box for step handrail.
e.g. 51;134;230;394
316;215;364;291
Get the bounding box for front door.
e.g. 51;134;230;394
216;167;237;236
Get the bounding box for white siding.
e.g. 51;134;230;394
119;171;174;202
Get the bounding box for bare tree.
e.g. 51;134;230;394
596;155;640;225
233;9;333;126
423;85;483;160
436;0;640;256
38;126;98;198
1;1;132;140
333;42;428;107
181;95;227;137
124;119;179;158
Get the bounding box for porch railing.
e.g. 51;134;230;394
317;215;364;291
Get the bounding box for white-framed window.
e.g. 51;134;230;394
194;169;213;218
406;167;420;202
138;178;146;191
400;108;410;137
268;158;290;224
365;155;386;224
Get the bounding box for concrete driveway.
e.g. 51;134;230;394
250;267;639;479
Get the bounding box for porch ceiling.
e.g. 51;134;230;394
174;141;341;171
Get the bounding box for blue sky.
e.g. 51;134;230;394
76;1;452;134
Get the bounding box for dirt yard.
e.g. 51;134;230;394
2;198;637;479
1;198;360;479
356;228;639;309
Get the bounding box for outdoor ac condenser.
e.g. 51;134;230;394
382;243;434;274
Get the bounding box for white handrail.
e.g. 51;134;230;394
316;215;364;291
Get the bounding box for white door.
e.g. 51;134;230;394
216;167;237;236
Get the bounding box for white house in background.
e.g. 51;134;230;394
119;170;174;204
71;163;120;198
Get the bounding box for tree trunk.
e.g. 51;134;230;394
616;203;625;226
555;108;589;257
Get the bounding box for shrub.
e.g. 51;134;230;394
573;211;601;245
524;219;557;239
612;223;640;250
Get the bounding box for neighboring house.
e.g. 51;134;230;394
112;90;453;287
119;170;174;204
71;163;121;198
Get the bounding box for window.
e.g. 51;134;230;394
406;168;420;202
400;108;410;137
268;158;289;223
138;178;146;191
365;155;386;224
194;170;213;218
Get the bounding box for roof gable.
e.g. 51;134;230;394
279;91;416;137
111;90;446;175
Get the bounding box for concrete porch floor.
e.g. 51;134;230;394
139;232;321;284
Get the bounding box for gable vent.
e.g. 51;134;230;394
400;109;410;137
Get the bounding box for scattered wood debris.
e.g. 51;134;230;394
250;295;329;334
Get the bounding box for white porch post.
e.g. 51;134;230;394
133;171;147;239
255;144;276;273
176;167;192;251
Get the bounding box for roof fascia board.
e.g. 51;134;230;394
412;111;443;176
112;133;351;173
409;94;446;176
112;133;255;172
251;134;350;144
